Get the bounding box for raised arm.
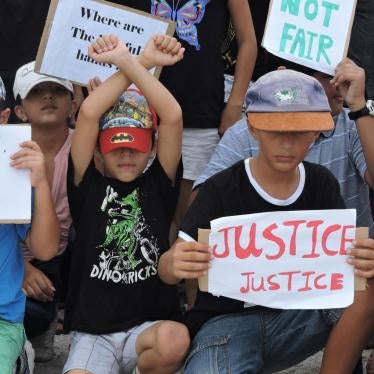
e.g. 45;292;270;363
72;34;184;185
71;35;133;184
116;35;185;183
11;141;59;260
219;0;257;135
331;58;374;188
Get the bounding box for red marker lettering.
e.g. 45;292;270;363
235;223;262;259
263;224;286;260
321;224;340;256
303;220;324;258
283;220;306;255
340;225;355;255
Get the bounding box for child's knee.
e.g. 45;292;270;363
155;321;190;360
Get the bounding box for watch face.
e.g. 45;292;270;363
367;100;374;115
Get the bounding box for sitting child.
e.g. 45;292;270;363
0;120;59;371
13;60;76;363
159;68;374;373
63;34;189;374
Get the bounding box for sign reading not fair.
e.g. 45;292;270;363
35;0;175;85
205;209;356;309
262;0;357;75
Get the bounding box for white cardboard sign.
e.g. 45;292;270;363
208;209;356;309
262;0;357;75
35;0;175;85
0;125;32;223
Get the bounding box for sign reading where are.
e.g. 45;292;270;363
35;0;175;85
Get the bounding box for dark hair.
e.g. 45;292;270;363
15;95;22;106
266;54;317;77
0;98;6;112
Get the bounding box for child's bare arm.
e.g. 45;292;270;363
71;35;134;184
10;141;59;260
331;58;374;189
219;0;257;135
72;34;184;184
116;35;185;183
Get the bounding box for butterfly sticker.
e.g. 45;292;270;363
151;0;210;50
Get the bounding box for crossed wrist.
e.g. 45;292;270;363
111;52;133;67
137;54;154;70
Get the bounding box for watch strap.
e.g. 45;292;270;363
348;100;374;120
348;105;370;120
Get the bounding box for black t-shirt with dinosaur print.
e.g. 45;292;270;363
65;155;180;334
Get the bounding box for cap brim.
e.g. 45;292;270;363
99;127;152;154
19;76;74;99
248;112;334;132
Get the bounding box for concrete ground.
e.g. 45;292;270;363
34;334;372;373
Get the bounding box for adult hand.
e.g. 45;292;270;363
331;58;366;112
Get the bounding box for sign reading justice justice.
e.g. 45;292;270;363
205;209;357;309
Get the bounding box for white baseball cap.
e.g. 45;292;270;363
13;61;74;100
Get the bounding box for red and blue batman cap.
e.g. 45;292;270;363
99;89;157;154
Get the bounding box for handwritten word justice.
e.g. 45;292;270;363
240;270;344;293
212;220;354;260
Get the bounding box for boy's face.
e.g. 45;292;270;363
313;72;343;116
15;82;74;127
251;126;318;173
101;144;154;182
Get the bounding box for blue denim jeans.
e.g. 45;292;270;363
184;307;342;374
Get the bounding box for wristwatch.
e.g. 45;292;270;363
348;99;374;120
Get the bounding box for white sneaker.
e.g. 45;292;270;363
13;340;35;374
24;341;35;373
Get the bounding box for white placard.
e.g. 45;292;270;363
208;209;356;309
35;0;175;85
262;0;357;75
0;125;32;223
